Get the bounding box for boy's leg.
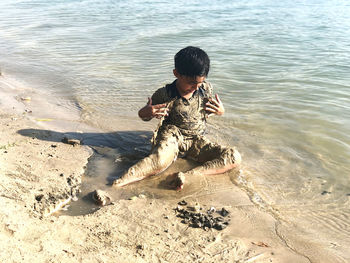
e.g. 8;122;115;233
176;136;241;187
113;126;182;187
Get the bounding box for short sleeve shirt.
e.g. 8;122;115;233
151;80;213;137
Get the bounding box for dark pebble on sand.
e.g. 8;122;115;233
214;223;227;230
207;207;216;214
321;191;331;195
181;219;189;224
174;202;230;231
136;244;143;250
178;200;187;206
220;208;229;217
35;194;44;202
61;137;81;146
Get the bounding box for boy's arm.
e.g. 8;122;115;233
138;97;169;121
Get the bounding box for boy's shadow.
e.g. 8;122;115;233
17;128;153;184
17;128;152;150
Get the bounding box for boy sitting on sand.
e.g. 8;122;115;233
113;46;241;190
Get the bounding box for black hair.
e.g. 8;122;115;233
174;46;210;77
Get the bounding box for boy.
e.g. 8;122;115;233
113;46;241;190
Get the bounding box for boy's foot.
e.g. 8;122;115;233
169;172;185;191
112;166;147;187
92;189;112;206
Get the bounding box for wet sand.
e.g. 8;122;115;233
0;76;341;262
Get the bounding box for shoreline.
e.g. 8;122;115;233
0;75;342;262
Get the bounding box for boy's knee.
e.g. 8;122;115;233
152;140;179;168
233;148;241;165
222;147;241;166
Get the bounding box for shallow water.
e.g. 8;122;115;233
1;0;350;259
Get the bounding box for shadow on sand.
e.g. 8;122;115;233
17;128;152;150
17;128;153;184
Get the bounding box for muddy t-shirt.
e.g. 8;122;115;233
151;80;213;137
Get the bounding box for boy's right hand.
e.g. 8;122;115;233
138;97;169;121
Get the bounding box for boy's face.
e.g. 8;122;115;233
173;69;206;97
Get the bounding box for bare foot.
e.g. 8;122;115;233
92;189;112;206
169;172;185;191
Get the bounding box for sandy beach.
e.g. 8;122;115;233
0;76;343;263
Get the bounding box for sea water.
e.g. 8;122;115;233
1;0;350;258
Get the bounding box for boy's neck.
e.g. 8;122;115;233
175;79;199;100
179;90;195;100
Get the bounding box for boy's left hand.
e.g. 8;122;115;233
205;94;225;117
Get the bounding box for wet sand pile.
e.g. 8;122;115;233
0;113;91;218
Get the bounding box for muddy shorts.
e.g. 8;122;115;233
152;125;240;168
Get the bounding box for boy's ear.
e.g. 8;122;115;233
173;69;180;78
